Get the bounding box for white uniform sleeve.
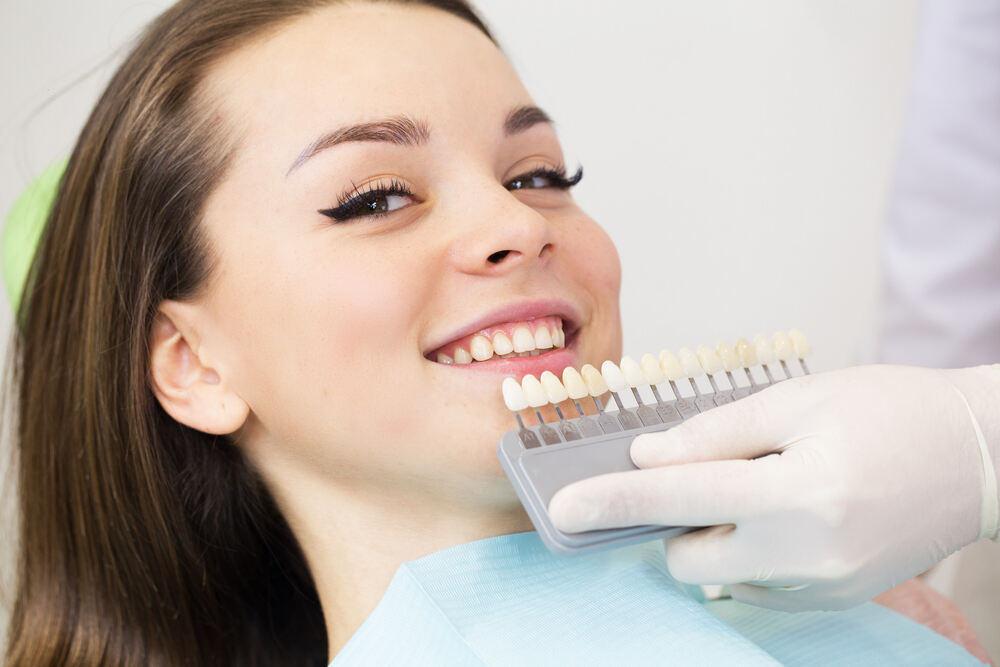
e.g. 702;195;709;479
877;0;1000;367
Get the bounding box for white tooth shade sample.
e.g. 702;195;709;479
716;342;740;372
562;366;589;400
580;364;609;396
696;344;723;374
540;371;569;403
620;356;646;387
640;353;665;385
534;327;553;349
512;327;534;353
521;374;548;408
734;337;757;367
659;350;685;381
772;331;795;361
601;360;628;393
753;334;776;364
502;377;528;411
789;329;812;357
470;335;493;361
492;331;514;356
678;347;702;376
454;347;473;364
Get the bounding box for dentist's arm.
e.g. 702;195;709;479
547;364;1000;611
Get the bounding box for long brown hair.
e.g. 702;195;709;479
4;1;493;664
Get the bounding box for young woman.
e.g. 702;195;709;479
4;1;987;665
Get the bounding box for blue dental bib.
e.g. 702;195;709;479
330;531;982;666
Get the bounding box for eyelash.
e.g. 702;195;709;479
317;165;584;223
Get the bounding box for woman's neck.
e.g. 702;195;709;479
263;462;533;660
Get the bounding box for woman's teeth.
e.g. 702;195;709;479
435;323;566;365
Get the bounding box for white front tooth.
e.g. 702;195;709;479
789;329;812;357
620;356;645;387
562;366;589;399
753;334;776;364
640;353;666;384
512;327;535;353
436;353;454;364
534;326;553;349
678;347;702;376
540;370;569;403
659;350;685;381
492;331;514;356
552;327;565;348
502;377;529;411
696;344;723;374
716;342;740;372
454;347;473;364
470;335;494;361
601;360;628;393
521;374;548;408
772;331;795;361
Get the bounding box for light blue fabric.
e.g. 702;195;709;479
330;531;983;666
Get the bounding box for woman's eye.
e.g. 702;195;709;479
507;174;551;190
505;166;583;192
318;182;417;223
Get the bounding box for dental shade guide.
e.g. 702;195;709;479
496;330;813;556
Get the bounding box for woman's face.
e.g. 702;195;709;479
190;3;622;509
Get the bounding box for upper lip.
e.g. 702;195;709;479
423;297;583;357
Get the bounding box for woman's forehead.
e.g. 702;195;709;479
202;3;529;164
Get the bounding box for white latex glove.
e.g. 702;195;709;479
547;364;1000;611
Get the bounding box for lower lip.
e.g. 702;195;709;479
432;333;579;377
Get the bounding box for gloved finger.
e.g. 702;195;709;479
548;454;789;532
631;382;800;469
727;582;818;611
664;524;807;587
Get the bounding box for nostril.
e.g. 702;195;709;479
487;250;511;264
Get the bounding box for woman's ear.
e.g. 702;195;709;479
149;301;250;435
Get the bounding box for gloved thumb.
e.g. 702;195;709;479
631;383;797;468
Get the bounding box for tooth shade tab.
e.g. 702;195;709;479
789;329;812;357
716;342;740;372
492;331;514;355
734;337;757;367
540;371;569;403
521;374;548;408
640;353;665;384
620;356;646;387
502;377;529;411
601;360;628;393
562;366;589;399
696;344;723;374
753;334;776;364
678;347;702;376
659;350;685;381
470;335;493;361
772;331;795;361
581;364;609;396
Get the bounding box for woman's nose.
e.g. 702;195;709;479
446;184;554;276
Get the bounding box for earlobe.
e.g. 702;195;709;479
149;303;249;435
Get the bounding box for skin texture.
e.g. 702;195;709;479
146;3;622;656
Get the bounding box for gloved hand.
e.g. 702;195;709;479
547;364;1000;611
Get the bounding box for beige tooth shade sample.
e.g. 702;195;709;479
640;353;665;385
539;370;569;404
677;347;702;377
658;350;685;381
696;344;723;375
580;364;609;396
734;337;757;367
561;366;589;400
716;341;741;372
753;334;776;364
772;331;795;361
520;374;548;408
600;360;628;393
619;356;646;388
789;329;811;357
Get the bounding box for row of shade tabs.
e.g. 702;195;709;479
501;330;811;414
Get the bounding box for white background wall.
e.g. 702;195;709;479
1;0;924;651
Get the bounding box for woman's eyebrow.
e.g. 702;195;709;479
286;105;553;176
